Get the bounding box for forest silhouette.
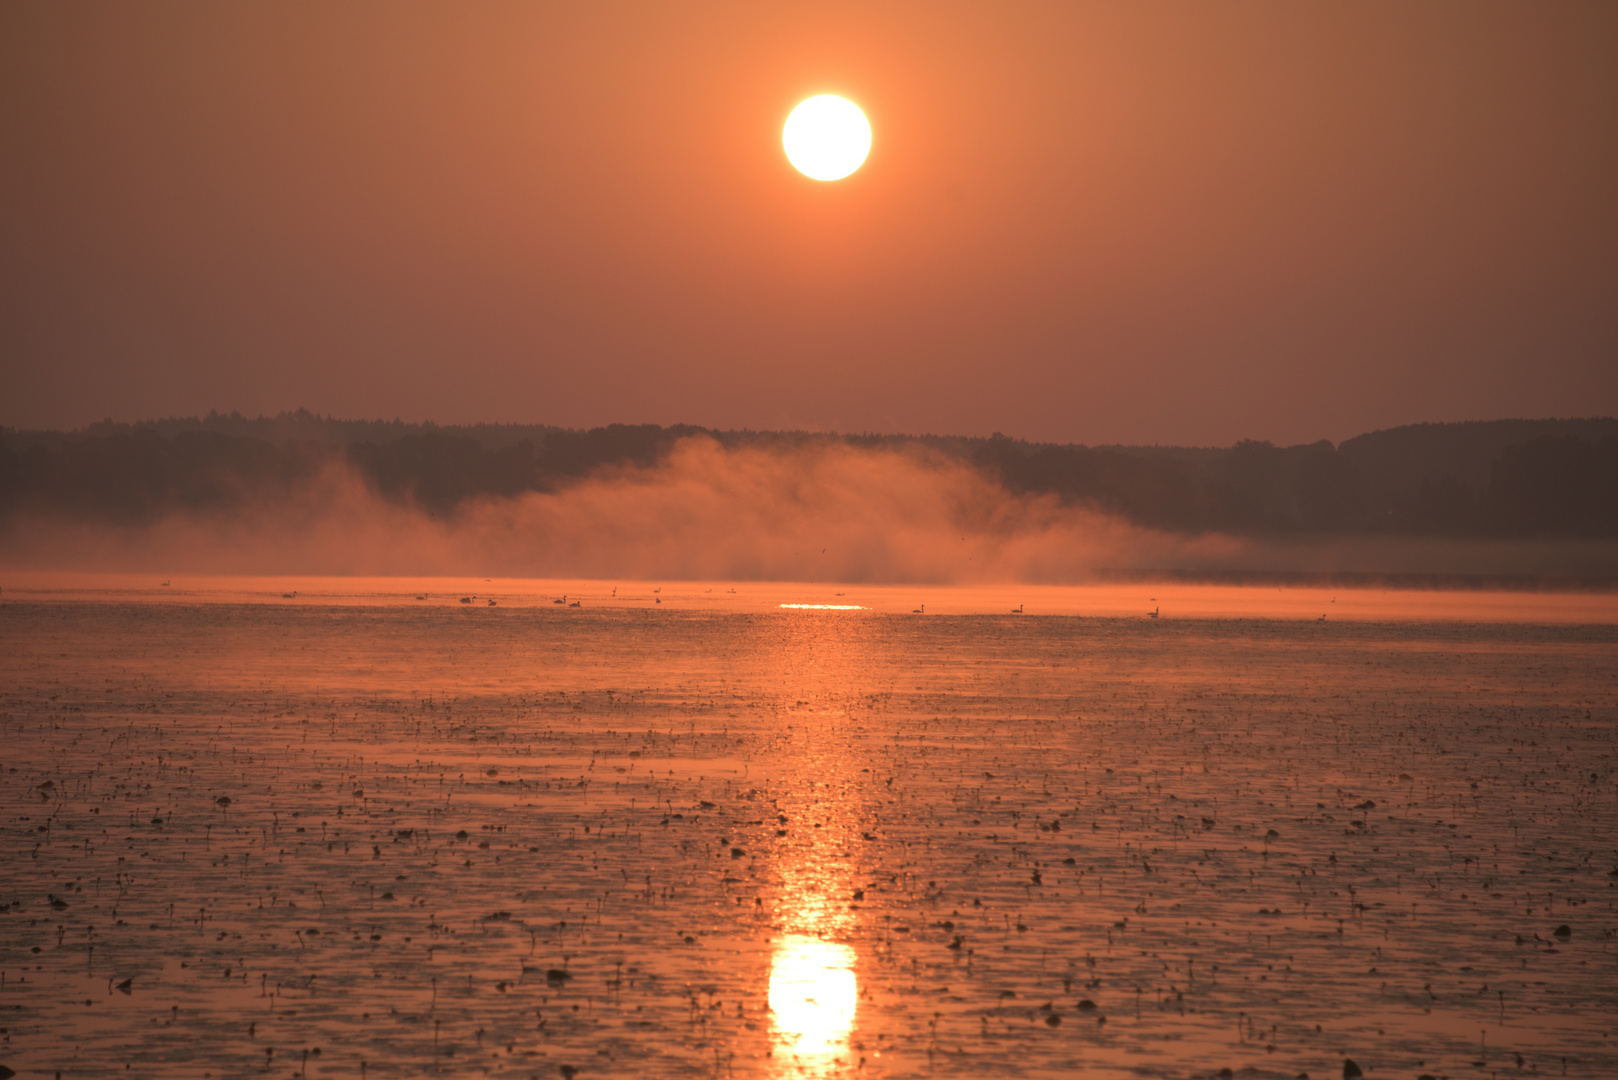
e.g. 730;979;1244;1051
2;412;1614;541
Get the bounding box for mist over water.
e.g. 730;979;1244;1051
2;436;1612;582
0;437;1203;580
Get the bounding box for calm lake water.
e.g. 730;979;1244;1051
2;579;1615;1078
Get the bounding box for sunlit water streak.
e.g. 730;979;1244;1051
768;936;857;1070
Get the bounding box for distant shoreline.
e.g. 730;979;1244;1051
3;573;1615;624
5;413;1615;543
1089;568;1618;593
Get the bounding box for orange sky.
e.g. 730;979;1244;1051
2;1;1615;444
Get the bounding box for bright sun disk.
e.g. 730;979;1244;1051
783;95;871;181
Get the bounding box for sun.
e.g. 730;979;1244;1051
783;95;871;181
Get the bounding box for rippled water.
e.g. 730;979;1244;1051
2;587;1615;1079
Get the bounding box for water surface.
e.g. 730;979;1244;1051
1;583;1615;1078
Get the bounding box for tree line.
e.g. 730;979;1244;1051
1;411;1614;539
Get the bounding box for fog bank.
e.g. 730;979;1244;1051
2;436;1612;582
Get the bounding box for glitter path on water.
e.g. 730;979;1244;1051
1;589;1615;1078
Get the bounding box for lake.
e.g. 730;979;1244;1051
2;577;1615;1078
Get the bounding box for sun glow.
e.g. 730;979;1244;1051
768;935;857;1064
782;96;871;181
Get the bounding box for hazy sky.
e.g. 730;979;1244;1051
3;1;1615;445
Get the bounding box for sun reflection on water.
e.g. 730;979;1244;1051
768;935;857;1069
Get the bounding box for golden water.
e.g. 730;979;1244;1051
1;580;1614;1077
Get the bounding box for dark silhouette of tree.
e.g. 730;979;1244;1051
2;414;1614;540
1483;436;1618;538
974;434;1205;530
